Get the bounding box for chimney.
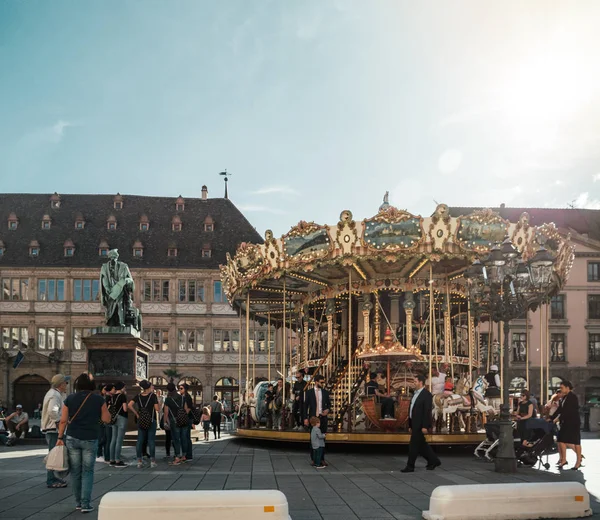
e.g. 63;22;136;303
201;185;208;200
500;203;506;209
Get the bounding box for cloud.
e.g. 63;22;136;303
438;149;463;174
593;173;600;182
252;186;299;196
51;120;72;142
574;192;600;210
237;204;286;215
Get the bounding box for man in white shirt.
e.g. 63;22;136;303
6;405;29;441
428;368;446;395
41;374;69;488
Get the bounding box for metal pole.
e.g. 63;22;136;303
252;316;256;390
545;303;550;403
499;320;504;403
282;277;286;425
348;272;352;407
267;313;271;382
238;304;242;408
246;292;250;401
539;307;543;409
428;266;433;388
525;310;529;388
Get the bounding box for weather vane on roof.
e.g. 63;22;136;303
219;170;231;199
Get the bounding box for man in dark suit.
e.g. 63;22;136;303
401;373;441;472
304;374;331;465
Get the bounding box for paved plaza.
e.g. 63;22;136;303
0;434;599;520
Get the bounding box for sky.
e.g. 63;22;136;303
1;0;600;237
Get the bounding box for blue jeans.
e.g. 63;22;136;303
45;432;60;485
136;422;156;460
66;436;97;509
102;425;113;462
110;415;127;462
186;425;193;459
170;424;184;458
312;447;324;466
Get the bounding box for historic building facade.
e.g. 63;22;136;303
450;206;600;406
0;190;277;414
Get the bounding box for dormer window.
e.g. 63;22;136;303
42;215;52;230
176;196;185;212
133;240;144;258
204;215;214;232
172;215;182;232
113;193;123;210
168;248;178;257
139;215;149;231
107;215;117;230
64;239;75;257
202;243;211;258
75;214;85;230
50;192;61;209
0;241;5;257
99;240;109;257
29;240;40;257
8;213;18;230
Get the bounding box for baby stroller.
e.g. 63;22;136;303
474;419;518;461
516;419;557;470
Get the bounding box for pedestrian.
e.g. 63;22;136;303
41;373;70;488
210;395;223;440
484;365;501;410
550;380;583;470
292;371;305;431
515;389;537;447
5;404;29;443
56;372;111;514
180;383;194;461
401;373;441;472
158;386;173;458
201;407;211;441
272;378;284;430
99;384;114;464
303;374;331;466
164;382;190;465
108;381;128;467
309;416;326;469
264;384;274;428
129;380;159;469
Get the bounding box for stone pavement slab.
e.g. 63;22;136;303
0;435;599;520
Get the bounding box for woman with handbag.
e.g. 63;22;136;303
128;380;159;469
57;373;111;514
108;382;128;468
164;383;191;465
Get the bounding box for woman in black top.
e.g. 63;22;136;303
128;380;160;469
210;395;223;440
57;373;110;514
515;389;536;446
108;382;128;467
550;380;582;470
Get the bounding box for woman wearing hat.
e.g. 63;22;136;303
484;365;501;411
129;380;159;469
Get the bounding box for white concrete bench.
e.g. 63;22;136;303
99;490;290;520
423;482;592;520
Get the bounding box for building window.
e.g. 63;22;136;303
143;280;170;302
65;247;74;257
42;219;51;229
550;333;566;362
133;248;143;257
143;328;169;351
107;216;117;230
168;248;178;257
1;327;28;349
178;329;204;351
73;328;96;350
204;223;214;232
178;280;204;302
176;203;184;211
202;248;211;258
37;327;64;350
1;278;29;300
37;279;65;301
99;247;109;257
213;280;224;302
75;220;85;230
214;377;238;411
550;294;565;320
8;221;17;230
0;244;4;257
511;332;526;362
30;246;40;257
589;333;600;362
140;223;149;231
213;329;239;352
589;294;600;319
589;262;600;282
73;279;100;301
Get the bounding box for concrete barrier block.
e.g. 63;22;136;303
422;482;592;520
99;490;290;520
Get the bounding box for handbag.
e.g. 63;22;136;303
108;395;120;425
137;394;153;430
45;444;69;472
175;396;189;427
191;406;202;425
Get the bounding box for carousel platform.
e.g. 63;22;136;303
234;428;485;445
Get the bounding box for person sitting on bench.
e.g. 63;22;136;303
6;405;29;441
365;372;395;419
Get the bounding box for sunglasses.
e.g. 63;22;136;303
178;387;185;390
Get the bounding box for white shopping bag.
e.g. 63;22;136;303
45;444;69;472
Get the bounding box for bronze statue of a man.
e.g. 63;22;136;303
100;249;141;331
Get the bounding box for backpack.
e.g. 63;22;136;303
174;396;189;427
137;394;153;431
191;406;202;425
108;396;120;425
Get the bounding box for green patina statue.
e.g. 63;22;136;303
99;249;142;332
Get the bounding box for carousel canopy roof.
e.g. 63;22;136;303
220;203;574;318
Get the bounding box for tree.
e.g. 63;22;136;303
163;367;182;384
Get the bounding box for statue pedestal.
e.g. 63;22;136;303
83;332;152;430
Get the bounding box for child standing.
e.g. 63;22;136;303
310;416;326;469
201;407;211;441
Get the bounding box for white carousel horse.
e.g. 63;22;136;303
433;375;496;422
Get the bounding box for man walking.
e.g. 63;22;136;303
304;374;331;465
41;374;70;488
401;374;441;472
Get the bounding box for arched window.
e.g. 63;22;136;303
214;377;238;412
149;376;169;396
548;376;564;398
178;376;203;406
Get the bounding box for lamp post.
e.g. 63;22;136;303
466;236;555;473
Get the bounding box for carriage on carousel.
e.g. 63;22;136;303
222;197;573;445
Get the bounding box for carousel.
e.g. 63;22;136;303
220;197;574;444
